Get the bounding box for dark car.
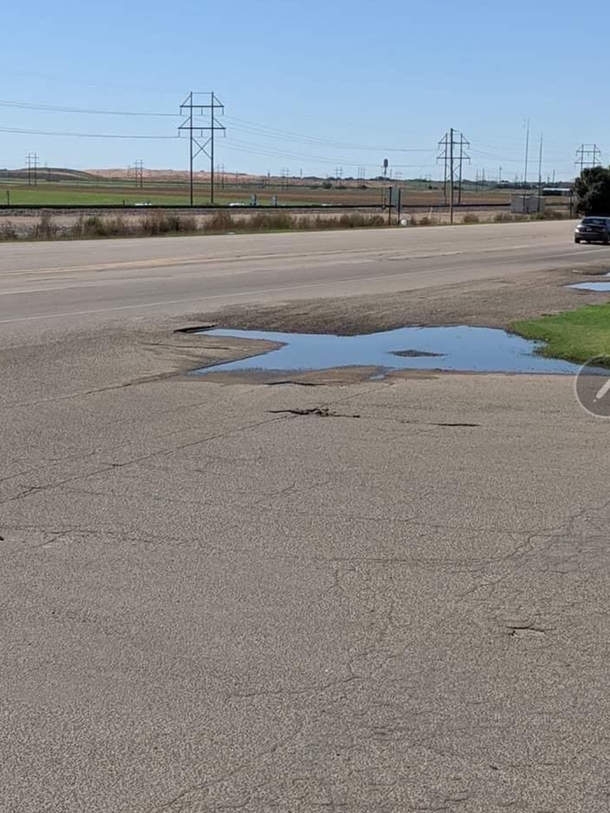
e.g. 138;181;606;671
574;217;610;244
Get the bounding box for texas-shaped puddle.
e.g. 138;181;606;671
192;325;606;379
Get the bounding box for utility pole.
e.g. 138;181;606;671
523;118;530;186
437;134;449;203
449;128;454;223
575;144;602;175
437;130;470;221
179;91;226;205
133;159;144;189
457;132;470;204
26;152;39;186
537;135;543;198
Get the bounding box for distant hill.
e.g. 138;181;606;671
0;167;100;182
86;168;255;182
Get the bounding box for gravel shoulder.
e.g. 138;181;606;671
188;265;609;337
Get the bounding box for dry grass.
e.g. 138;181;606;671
0;222;18;241
0;210;388;242
0;206;569;243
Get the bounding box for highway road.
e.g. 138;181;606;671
0;219;601;325
2;222;610;813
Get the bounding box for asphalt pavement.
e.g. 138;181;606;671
0;220;602;325
2;222;610;813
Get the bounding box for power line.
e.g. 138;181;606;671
224;116;431;152
0;99;178;117
575;143;602;174
0;97;432;152
0;126;177;139
221;140;433;170
179;91;226;205
223;135;436;166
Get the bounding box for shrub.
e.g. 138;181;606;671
0;221;18;241
493;212;515;223
249;212;296;230
141;211;198;235
33;212;59;239
203;211;237;232
463;213;480;224
542;208;566;221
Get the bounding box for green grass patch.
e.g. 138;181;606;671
513;304;610;366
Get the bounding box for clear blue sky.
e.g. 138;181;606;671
0;0;606;181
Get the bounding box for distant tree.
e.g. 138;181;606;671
574;166;610;215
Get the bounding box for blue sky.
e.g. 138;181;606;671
0;0;606;180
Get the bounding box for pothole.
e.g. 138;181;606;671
191;326;605;380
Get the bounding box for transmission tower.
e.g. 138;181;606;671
575;144;602;175
179;92;226;205
437;130;470;221
133;159;144;189
26;152;39;186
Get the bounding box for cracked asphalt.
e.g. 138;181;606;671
2;224;610;812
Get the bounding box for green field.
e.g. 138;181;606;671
0;169;534;208
513;304;610;365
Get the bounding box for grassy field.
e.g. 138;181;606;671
0;172;537;208
513;304;610;365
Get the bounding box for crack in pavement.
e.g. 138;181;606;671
268;407;361;418
0;414;294;508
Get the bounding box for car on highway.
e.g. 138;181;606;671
574;217;610;244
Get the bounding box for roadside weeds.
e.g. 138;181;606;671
0;207;570;242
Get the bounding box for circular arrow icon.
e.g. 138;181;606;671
575;357;610;418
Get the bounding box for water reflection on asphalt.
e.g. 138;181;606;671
194;325;598;378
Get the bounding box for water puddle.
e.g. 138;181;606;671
193;326;603;378
568;272;610;292
569;281;610;292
